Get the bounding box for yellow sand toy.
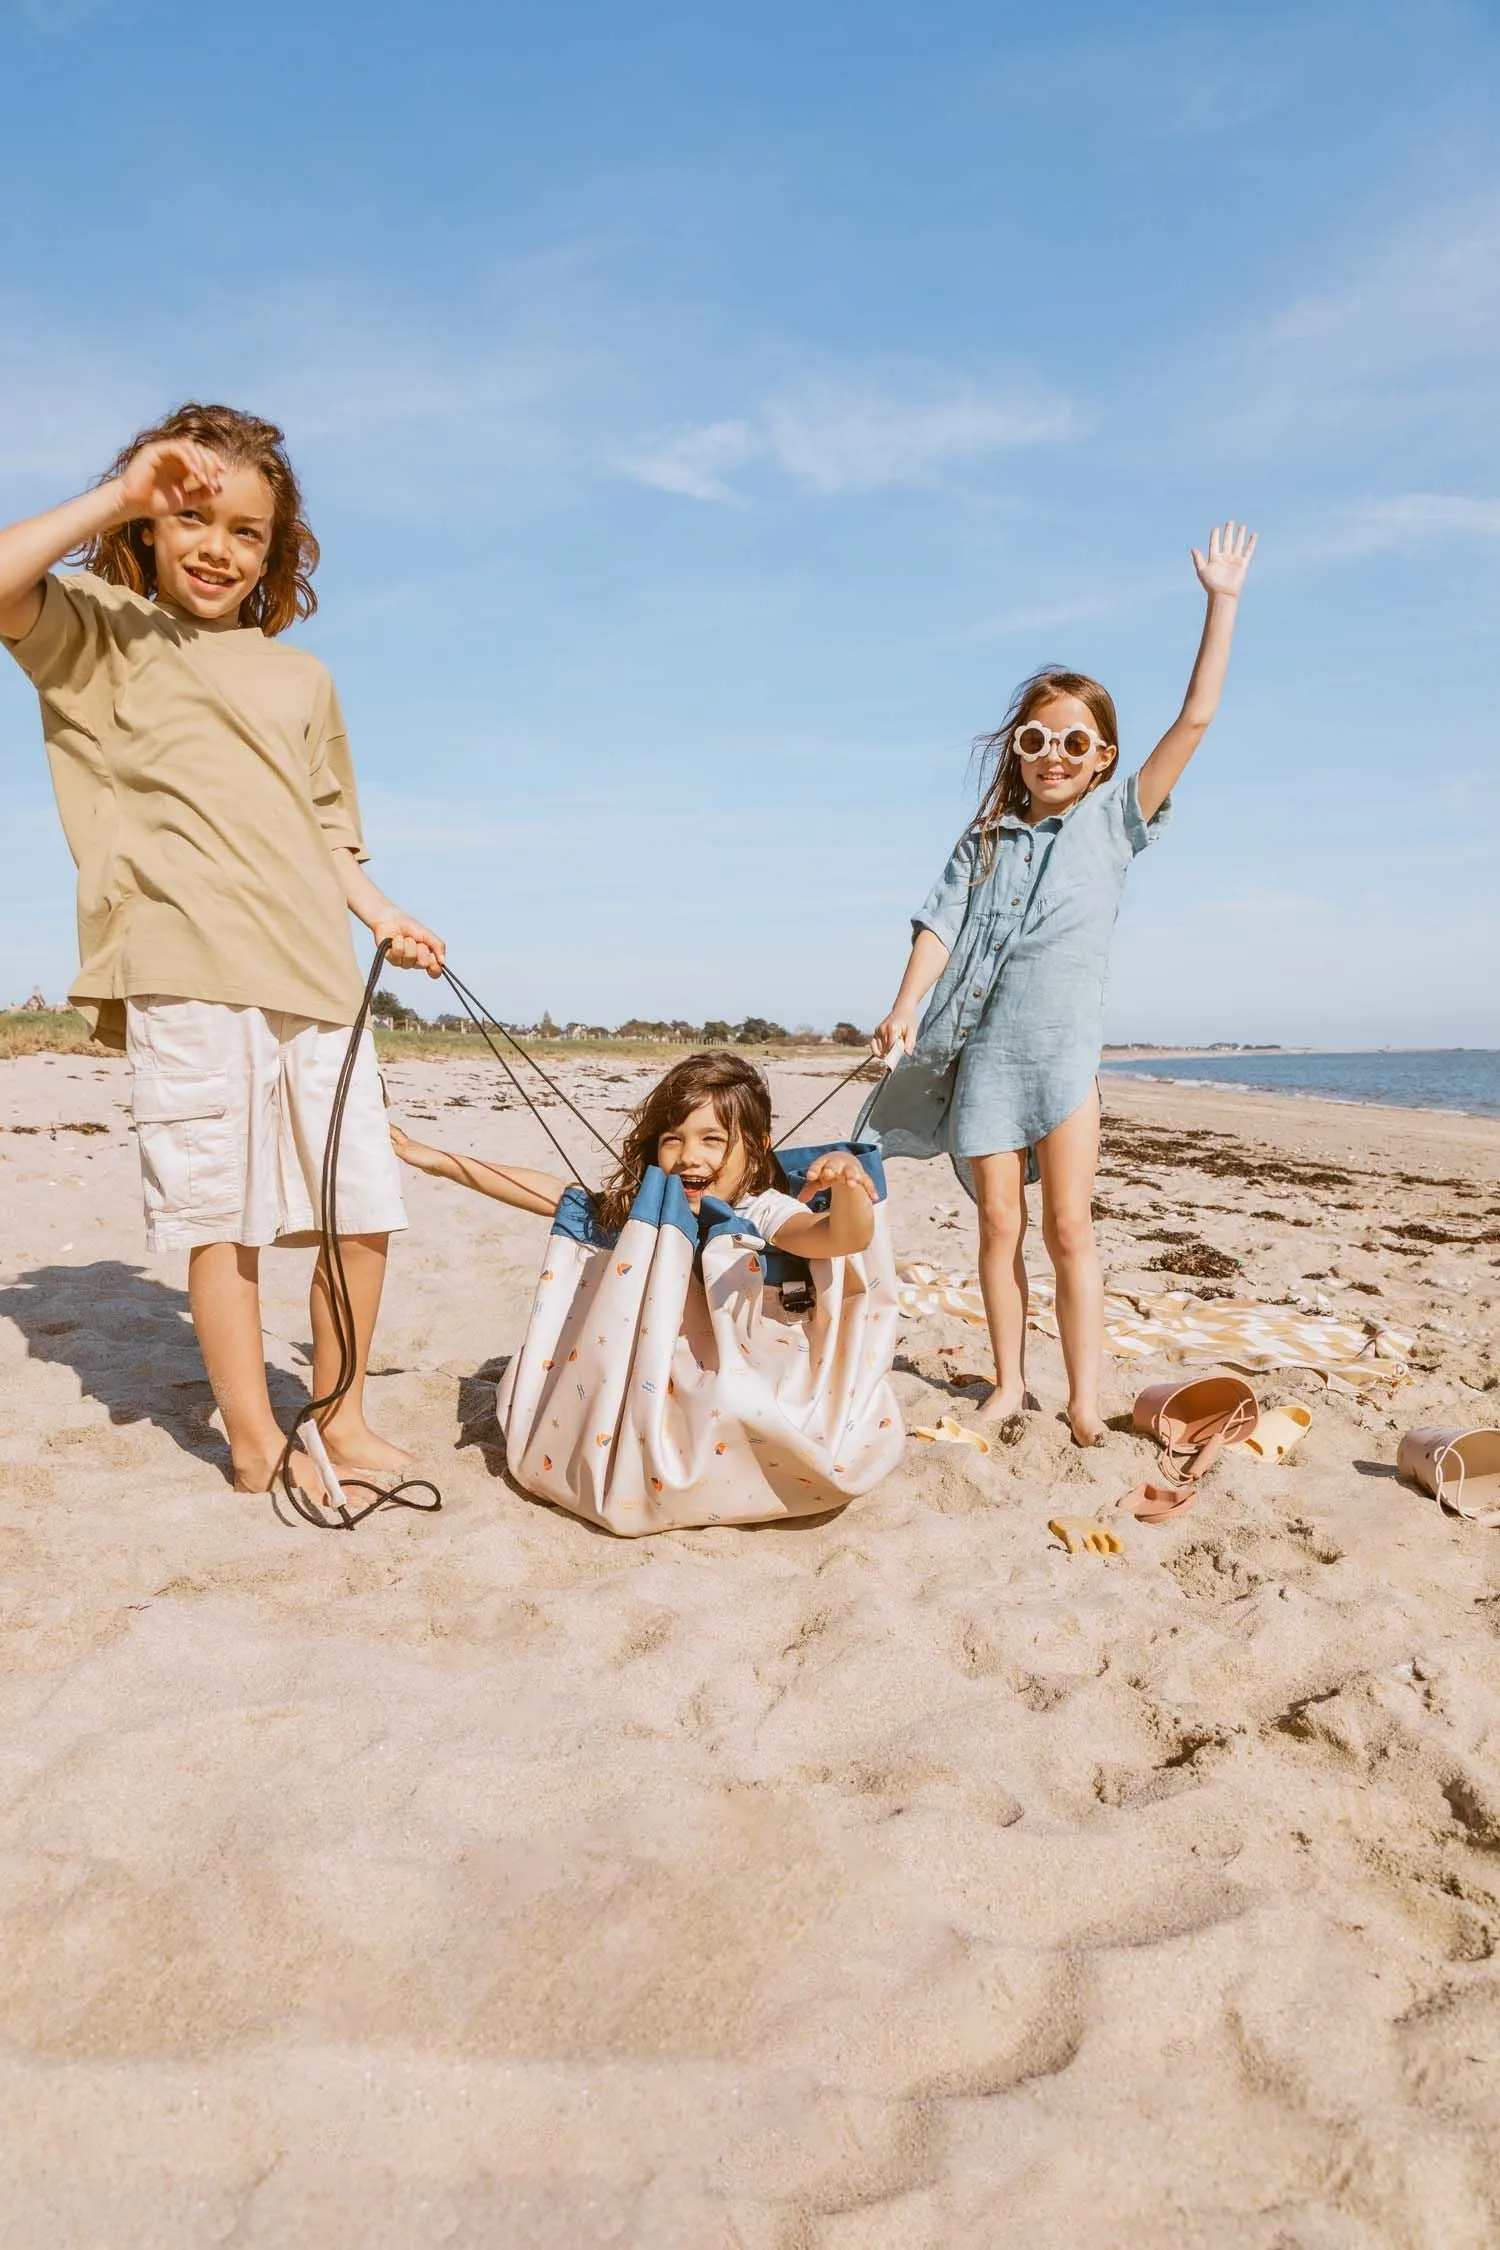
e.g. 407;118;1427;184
1049;1516;1124;1556
1230;1403;1313;1463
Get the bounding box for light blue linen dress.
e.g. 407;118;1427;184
858;768;1168;1189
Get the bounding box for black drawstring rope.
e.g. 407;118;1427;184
773;1051;888;1151
275;947;628;1530
275;942;443;1529
439;966;619;1172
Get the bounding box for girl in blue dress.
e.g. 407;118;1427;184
868;522;1257;1447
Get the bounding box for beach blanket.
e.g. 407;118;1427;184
896;1262;1412;1390
497;1149;905;1535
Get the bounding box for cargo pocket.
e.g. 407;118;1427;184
130;1068;234;1220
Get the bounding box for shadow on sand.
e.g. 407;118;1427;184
0;1260;308;1472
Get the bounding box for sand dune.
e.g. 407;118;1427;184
2;1049;1499;2246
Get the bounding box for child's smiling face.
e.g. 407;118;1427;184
656;1099;751;1210
1016;690;1117;818
143;459;276;628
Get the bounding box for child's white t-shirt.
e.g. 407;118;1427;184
733;1188;807;1246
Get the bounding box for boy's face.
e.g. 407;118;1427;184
657;1099;750;1211
143;461;276;628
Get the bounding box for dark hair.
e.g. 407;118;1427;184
968;668;1120;873
76;401;318;636
594;1051;788;1235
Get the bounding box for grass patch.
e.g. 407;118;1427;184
0;1012;867;1073
369;1029;853;1066
0;1010;101;1059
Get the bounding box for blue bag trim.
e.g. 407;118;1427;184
549;1167;699;1252
550;1148;883;1281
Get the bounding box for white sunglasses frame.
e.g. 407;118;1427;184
1012;722;1111;768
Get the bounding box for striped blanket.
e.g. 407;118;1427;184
896;1263;1411;1390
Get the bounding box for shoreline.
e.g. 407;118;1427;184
1099;1066;1500;1185
1101;1061;1500;1130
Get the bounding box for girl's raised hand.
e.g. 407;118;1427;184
114;438;226;522
1191;520;1257;599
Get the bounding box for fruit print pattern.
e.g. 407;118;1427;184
495;1159;904;1532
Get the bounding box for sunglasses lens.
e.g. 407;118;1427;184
1062;729;1094;761
1015;725;1047;759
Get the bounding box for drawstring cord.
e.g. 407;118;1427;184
275;943;442;1529
276;948;630;1530
773;1050;893;1150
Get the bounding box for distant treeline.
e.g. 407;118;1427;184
371;993;868;1046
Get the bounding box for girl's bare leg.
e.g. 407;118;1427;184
970;1149;1031;1421
310;1232;414;1474
188;1241;325;1501
1036;1089;1106;1447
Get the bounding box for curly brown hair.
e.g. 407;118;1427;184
968;668;1120;874
75;402;319;636
593;1051;789;1237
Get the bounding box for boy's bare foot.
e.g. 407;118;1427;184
232;1445;329;1509
320;1420;418;1478
1066;1406;1107;1449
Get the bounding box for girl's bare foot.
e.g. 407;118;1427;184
1066;1405;1106;1449
976;1385;1039;1423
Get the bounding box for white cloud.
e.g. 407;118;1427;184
1341;492;1500;554
622;367;1075;503
1227;192;1500;452
974;591;1139;639
762;375;1073;494
619;419;756;502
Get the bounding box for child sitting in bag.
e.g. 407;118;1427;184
392;1050;903;1535
392;1047;875;1249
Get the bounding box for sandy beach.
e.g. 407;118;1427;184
2;1048;1499;2247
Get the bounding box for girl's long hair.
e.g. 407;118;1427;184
593;1051;789;1236
968;668;1120;873
76;402;318;636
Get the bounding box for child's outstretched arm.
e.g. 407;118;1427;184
0;439;226;642
766;1151;878;1259
391;1125;568;1217
1136;521;1257;823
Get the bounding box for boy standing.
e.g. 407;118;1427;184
0;403;440;1508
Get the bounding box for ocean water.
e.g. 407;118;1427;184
1100;1049;1500;1121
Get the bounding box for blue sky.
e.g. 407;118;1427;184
2;0;1498;1044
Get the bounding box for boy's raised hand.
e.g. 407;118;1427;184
1191;519;1257;599
374;912;446;977
114;438;226;521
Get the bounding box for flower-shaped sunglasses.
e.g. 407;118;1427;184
1012;722;1110;767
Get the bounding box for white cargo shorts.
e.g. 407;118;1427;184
126;997;408;1253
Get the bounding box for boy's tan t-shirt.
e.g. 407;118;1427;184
5;570;368;1050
